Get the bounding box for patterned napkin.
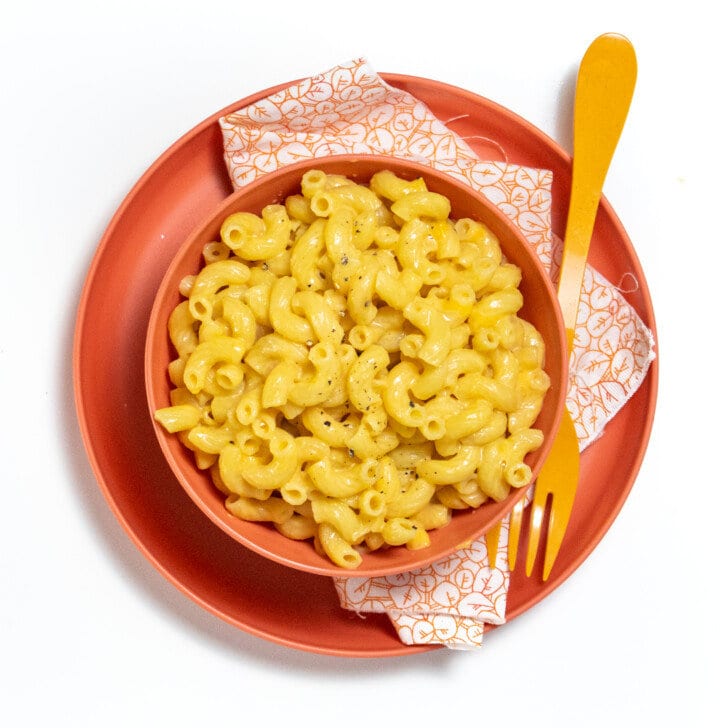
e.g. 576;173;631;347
218;58;655;648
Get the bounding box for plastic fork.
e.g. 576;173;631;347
487;33;637;580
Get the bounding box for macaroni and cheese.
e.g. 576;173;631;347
154;168;550;569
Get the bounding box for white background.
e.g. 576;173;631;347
2;1;724;726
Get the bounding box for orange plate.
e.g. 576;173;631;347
73;74;658;657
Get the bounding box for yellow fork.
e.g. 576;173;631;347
488;33;637;580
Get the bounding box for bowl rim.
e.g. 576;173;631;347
143;153;569;577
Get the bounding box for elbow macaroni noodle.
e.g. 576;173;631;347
154;168;550;569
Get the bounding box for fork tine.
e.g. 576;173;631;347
541;490;577;580
507;496;525;571
525;482;550;578
485;523;501;569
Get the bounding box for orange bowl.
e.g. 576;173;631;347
144;154;568;577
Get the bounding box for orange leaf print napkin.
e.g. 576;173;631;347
218;58;656;649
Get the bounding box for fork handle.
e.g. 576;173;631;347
557;33;637;351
